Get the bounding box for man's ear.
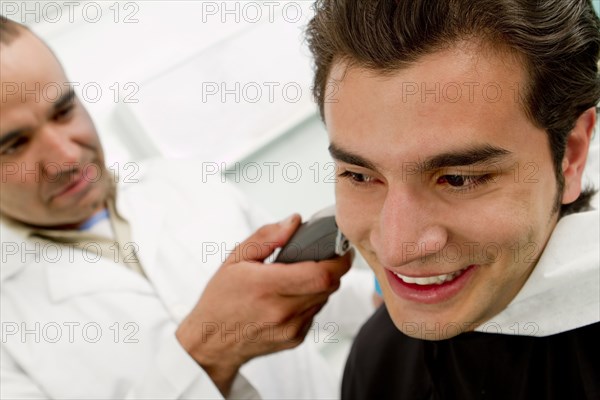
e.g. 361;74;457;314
561;107;596;204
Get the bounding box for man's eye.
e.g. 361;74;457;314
338;170;375;185
1;137;29;156
437;174;492;190
53;104;74;121
439;175;468;187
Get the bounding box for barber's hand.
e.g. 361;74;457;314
175;214;352;396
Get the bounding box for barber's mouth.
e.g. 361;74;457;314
51;175;90;200
385;265;478;304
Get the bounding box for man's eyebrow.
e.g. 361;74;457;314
329;143;378;171
420;145;512;171
0;89;76;149
53;88;76;112
329;142;511;172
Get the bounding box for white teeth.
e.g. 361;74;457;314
393;269;465;285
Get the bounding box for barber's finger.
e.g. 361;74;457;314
278;304;325;345
224;214;302;264
315;249;353;283
270;250;354;296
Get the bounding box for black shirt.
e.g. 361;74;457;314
342;306;600;400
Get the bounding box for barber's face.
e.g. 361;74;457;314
326;44;562;340
0;31;110;228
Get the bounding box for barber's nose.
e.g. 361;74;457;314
371;185;448;267
38;126;80;178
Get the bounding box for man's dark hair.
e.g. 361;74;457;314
307;0;600;216
0;15;27;45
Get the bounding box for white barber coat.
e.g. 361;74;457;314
1;159;371;399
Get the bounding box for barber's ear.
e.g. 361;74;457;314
561;107;596;204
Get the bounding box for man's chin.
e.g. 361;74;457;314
22;213;93;230
387;307;473;341
47;180;110;227
28;196;108;230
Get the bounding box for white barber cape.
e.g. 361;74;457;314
475;208;600;336
0;159;372;399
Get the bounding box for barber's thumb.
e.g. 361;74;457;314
224;214;302;264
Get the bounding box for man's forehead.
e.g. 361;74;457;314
327;42;525;89
324;44;528;125
322;42;546;175
0;29;66;85
0;32;71;134
0;30;70;119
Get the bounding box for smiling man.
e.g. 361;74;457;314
306;0;600;398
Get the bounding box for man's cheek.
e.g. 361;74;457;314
336;203;363;244
0;190;29;218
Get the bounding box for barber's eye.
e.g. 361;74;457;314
53;104;74;121
2;137;29;156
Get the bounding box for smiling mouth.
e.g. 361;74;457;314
52;176;80;196
392;267;470;285
48;171;93;202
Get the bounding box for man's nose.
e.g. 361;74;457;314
371;185;448;267
38;126;80;178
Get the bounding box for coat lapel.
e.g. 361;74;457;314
45;254;153;302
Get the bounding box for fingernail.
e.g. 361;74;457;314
280;214;296;227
